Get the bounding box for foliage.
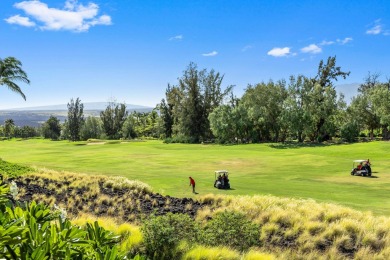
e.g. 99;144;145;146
0;56;30;100
122;110;162;139
13;125;39;138
340;121;359;142
66;97;85;141
3;119;15;139
241;80;288;142
41;115;61;140
80;116;104;140
141;213;199;259
158;98;174;138
0;181;127;259
100;102;128;139
201;210;260;251
209;57;350;143
161;62;232;143
0;158;33;178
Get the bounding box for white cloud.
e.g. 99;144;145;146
6;0;112;32
301;44;322;54
366;19;387;35
241;45;252;52
4;14;35;27
337;37;353;45
169;35;183;41
366;25;382;35
320;40;334;46
267;47;291;57
202;51;218;57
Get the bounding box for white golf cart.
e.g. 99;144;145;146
351;160;372;177
214;170;230;189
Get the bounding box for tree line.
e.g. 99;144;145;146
159;57;390;143
1;56;389;143
0;100;162;141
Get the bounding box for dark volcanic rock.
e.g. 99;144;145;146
12;177;206;221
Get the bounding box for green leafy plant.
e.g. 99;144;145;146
0;180;128;259
141;213;199;259
201;210;260;251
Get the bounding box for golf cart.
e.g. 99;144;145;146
214;170;230;189
351;160;372;177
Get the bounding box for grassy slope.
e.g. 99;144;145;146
1;139;390;215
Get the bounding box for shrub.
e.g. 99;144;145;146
201;210;260;251
340;122;359;142
0;158;33;178
141;213;199;259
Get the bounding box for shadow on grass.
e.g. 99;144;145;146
73;143;87;146
268;142;352;149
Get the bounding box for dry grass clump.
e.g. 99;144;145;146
182;245;241;260
242;250;275;260
102;176;152;194
71;213;143;255
198;194;390;258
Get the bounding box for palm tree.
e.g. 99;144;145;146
4;118;15;138
0;57;30;100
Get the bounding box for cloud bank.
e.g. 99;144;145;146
5;0;112;32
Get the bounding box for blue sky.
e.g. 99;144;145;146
0;0;389;109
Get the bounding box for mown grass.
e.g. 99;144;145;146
1;139;390;215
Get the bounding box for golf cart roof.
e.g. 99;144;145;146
215;170;228;174
353;160;367;163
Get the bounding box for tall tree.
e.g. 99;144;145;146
241;80;287;142
0;57;30;100
159;98;174;138
66;98;84;141
100;102;128;139
42;116;61;140
310;56;349;141
179;62;205;143
161;62;232;143
4;119;15;138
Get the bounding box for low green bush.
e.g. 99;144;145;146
0;158;33;179
201;210;260;251
141;213;199;259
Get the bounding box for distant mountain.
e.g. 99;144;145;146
5;102;153;111
0;102;154;127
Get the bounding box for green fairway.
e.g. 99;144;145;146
1;139;390;215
